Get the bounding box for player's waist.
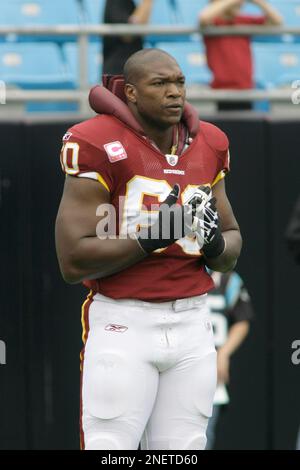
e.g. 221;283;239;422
93;292;207;313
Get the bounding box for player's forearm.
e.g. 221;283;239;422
219;321;250;357
58;236;146;284
204;229;242;272
250;0;283;25
199;0;241;25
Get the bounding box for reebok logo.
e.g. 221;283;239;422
105;324;128;333
62;132;72;141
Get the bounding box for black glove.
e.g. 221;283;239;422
135;184;192;254
187;186;225;259
201;197;225;258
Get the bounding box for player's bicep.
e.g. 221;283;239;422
55;175;110;249
212;178;240;233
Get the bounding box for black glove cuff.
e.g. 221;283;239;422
135;231;157;254
202;229;225;259
135;205;186;254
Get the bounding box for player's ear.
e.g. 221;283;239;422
124;83;137;104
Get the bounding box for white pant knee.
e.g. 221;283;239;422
85;434;121;450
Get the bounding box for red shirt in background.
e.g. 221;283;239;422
204;15;266;89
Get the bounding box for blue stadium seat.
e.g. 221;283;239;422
269;1;300;43
248;1;300;43
0;42;73;88
0;0;82;42
269;0;300;26
63;41;102;86
146;0;201;44
26;101;79;113
83;0;105;24
155;41;212;85
253;43;300;88
149;0;179;25
0;0;81;26
175;0;207;26
177;0;300;27
146;0;178;44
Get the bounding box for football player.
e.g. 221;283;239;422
55;48;242;450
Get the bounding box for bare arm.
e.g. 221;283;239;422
199;0;243;26
217;320;250;383
55;176;146;284
129;0;153;24
220;320;250;357
204;178;242;272
249;0;283;25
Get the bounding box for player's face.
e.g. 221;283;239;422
131;58;186;129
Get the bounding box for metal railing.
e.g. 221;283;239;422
0;24;299;113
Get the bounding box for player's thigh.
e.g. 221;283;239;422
82;359;158;450
82;305;159;449
141;351;217;450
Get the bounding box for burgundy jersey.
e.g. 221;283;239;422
60;89;229;301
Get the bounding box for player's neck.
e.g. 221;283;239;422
146;127;175;155
136;117;175;154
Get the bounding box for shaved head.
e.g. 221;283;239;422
123;48;186;132
123;48;179;84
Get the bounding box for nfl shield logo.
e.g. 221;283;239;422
165;154;178;166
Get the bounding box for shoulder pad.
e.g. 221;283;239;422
200;121;229;153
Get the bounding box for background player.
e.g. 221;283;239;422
205;270;254;449
55;48;242;450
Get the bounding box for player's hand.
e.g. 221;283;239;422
186;186;225;258
136;184;192;254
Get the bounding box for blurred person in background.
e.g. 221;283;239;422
199;0;283;111
205;270;254;449
103;0;154;75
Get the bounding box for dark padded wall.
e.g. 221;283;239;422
209;117;269;449
0;123;29;449
0;117;299;449
267;120;300;450
27;122;86;449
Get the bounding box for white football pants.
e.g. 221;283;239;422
81;292;217;450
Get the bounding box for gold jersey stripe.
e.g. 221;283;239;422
81;290;93;345
212;169;226;187
97;173;110;192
